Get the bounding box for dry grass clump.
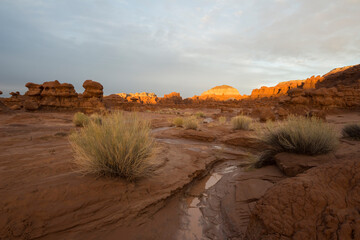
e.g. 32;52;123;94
69;112;155;181
218;116;227;124
90;113;102;125
255;116;338;168
172;117;184;127
73;112;89;127
342;123;360;140
184;117;198;130
231;115;252;130
195;112;205;118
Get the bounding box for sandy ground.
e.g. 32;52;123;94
1;110;360;239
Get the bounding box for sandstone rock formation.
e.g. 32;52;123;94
158;92;183;104
245;158;360;240
251;80;305;98
199;85;244;101
285;65;360;108
114;92;158;104
22;80;104;111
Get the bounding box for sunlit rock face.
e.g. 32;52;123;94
115;92;158;104
250;80;306;98
201;85;241;96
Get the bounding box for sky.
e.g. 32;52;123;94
0;0;359;97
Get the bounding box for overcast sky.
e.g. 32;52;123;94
0;0;359;97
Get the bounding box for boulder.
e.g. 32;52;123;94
274;152;337;177
245;158;360;240
220;131;263;149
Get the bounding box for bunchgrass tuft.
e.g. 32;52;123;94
172;117;184;127
255;116;338;168
195;112;205;118
184;117;198;130
90;113;103;125
218;116;227;124
231;115;252;130
73;112;89;127
69;112;155;181
342;123;360;140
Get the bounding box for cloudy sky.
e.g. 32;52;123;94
0;0;359;97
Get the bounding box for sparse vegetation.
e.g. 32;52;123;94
231;115;252;130
73;112;89;127
69;112;155;181
195;112;205;118
255;116;338;168
90;113;102;125
342;123;360;140
218;116;227;124
183;117;198;130
172;117;184;127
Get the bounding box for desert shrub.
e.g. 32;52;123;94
342;123;360;140
69;112;155;181
195;112;205;118
218;116;227;124
90;113;103;125
184;117;198;130
255;116;338;168
73;112;89;127
172;117;184;127
231;115;252;130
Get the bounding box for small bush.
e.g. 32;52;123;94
184;117;198;130
172;117;184;127
255;116;338;168
69;112;155;181
231;115;252;130
218;116;227;124
342;123;360;140
73;112;89;127
195;112;205;118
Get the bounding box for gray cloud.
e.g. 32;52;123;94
0;0;359;97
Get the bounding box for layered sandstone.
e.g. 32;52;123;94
115;92;158;104
251;80;305;98
22;80;104;111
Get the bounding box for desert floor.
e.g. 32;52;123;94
1;109;360;239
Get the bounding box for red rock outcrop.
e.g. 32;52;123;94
114;92;158;104
285;65;360;108
158;92;183;104
22;80;104;111
198;85;244;101
251;80;305;98
245;158;360;240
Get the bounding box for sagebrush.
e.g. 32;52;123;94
69;112;155;180
255;116;338;168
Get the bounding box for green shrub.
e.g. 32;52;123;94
342;123;360;140
172;117;184;127
231;115;252;130
69;112;155;181
195;112;205;118
184;117;198;130
255;116;338;168
73;112;90;127
218;116;227;124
